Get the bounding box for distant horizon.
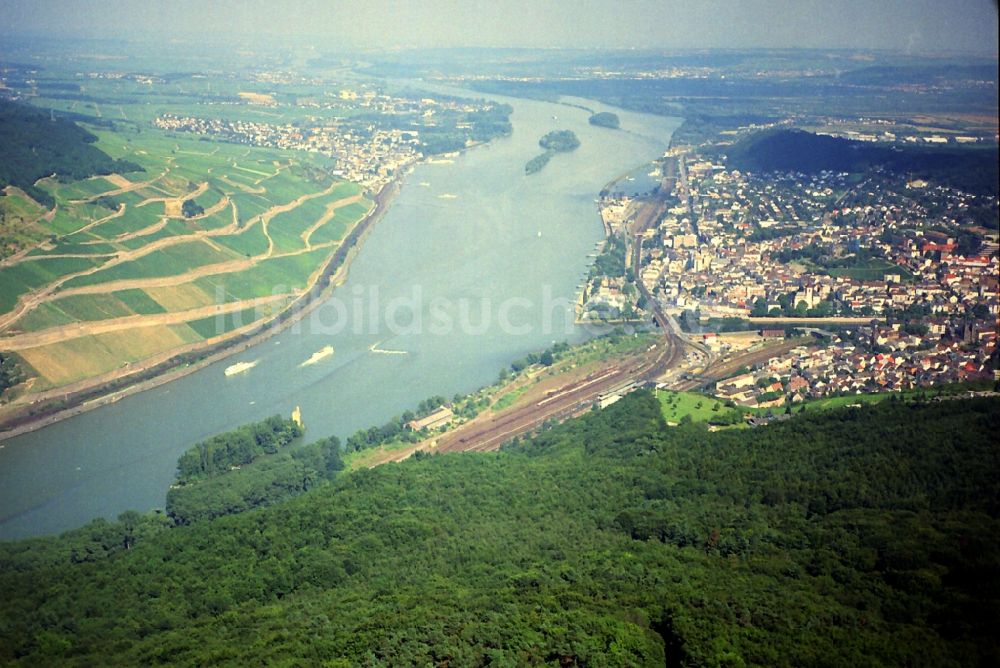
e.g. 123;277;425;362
0;0;996;56
0;33;996;61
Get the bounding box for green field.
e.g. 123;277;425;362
268;196;334;253
213;225;270;257
86;201;165;239
0;257;102;312
114;288;168;315
117;219;192;250
62;240;239;288
194;246;332;301
186;306;264;339
190;205;235;232
192;187;227;210
54;176;122;200
309;199;370;246
13;302;78;331
493;385;529;411
230;193;273;224
827;259;915;281
656;389;740;424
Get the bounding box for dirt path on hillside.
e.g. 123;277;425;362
0;177;403;437
61;204;127;242
255;180;344;257
0;294;290;350
14;253;118;263
0;180;340;332
302;194;365;250
68;169;172;204
217;175;266;194
135;181;209;211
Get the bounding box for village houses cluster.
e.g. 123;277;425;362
153;114;420;190
598;147;998;406
154;89;490;190
715;323;996;408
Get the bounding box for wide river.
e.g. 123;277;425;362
0;90;680;540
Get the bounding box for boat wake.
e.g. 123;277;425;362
370;341;408;355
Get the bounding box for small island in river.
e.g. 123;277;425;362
588;111;620;129
525;130;581;175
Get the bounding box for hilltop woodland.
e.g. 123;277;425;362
1;389;997;666
723;128;1000;198
0;100;141;207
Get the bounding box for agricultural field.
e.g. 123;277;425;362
655;389;739;424
0;122;371;398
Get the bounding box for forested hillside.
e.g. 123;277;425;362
724;128;999;195
0;100;141;207
1;392;997;666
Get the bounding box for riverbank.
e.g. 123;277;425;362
0;175;404;440
1;91;686;540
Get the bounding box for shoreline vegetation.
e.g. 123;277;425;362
0;171;405;439
524;129;581;175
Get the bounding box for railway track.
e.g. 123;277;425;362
435;301;688;455
430;179;692;455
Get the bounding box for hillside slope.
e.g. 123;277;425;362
724;128;998;195
0;100;140;207
1;392;998;666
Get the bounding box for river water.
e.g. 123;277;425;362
0;91;680;540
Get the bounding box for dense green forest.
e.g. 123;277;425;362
1;392;997;666
0;100;141;207
724;129;999;196
173;415;302;484
589;112;621;129
166;435;342;526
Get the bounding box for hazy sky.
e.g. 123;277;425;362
2;0;998;54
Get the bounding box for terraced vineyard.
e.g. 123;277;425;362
0;131;372;399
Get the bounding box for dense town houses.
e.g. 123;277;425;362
599;147;998;405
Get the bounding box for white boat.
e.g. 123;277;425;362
224;360;258;376
300;345;334;367
437;193;458;199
